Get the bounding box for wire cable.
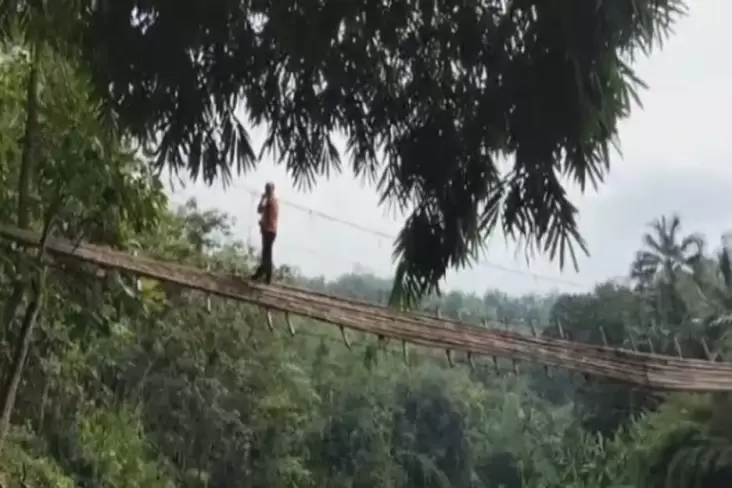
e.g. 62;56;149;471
237;185;592;289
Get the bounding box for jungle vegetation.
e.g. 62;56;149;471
4;2;732;487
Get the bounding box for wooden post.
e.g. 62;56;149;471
205;262;212;312
700;336;716;361
266;309;275;333
132;250;141;293
445;349;455;367
529;320;549;376
556;319;565;339
599;326;609;346
285;312;296;336
467;351;476;371
339;325;351;350
673;335;683;358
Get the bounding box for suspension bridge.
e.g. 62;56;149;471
1;224;732;392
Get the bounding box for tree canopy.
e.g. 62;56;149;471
6;7;732;488
3;0;688;302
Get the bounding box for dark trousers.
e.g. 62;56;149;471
252;229;276;283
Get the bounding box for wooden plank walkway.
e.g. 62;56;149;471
2;225;732;392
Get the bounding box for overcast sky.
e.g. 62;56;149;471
168;2;731;297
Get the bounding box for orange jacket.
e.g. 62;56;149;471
259;196;279;233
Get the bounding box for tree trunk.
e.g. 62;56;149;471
0;37;42;454
0;207;59;449
0;215;59;452
0;273;44;449
17;40;40;231
3;38;40;324
1;38;41;365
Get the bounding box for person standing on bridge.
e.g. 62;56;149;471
251;182;279;284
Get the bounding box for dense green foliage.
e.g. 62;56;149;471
2;0;688;303
4;10;732;488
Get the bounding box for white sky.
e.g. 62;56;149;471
168;2;732;297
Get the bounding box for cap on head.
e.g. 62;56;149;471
265;182;275;194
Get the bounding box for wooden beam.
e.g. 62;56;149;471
2;225;732;391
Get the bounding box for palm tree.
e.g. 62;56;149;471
631;214;705;287
630;214;705;327
692;237;732;312
688;237;732;359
